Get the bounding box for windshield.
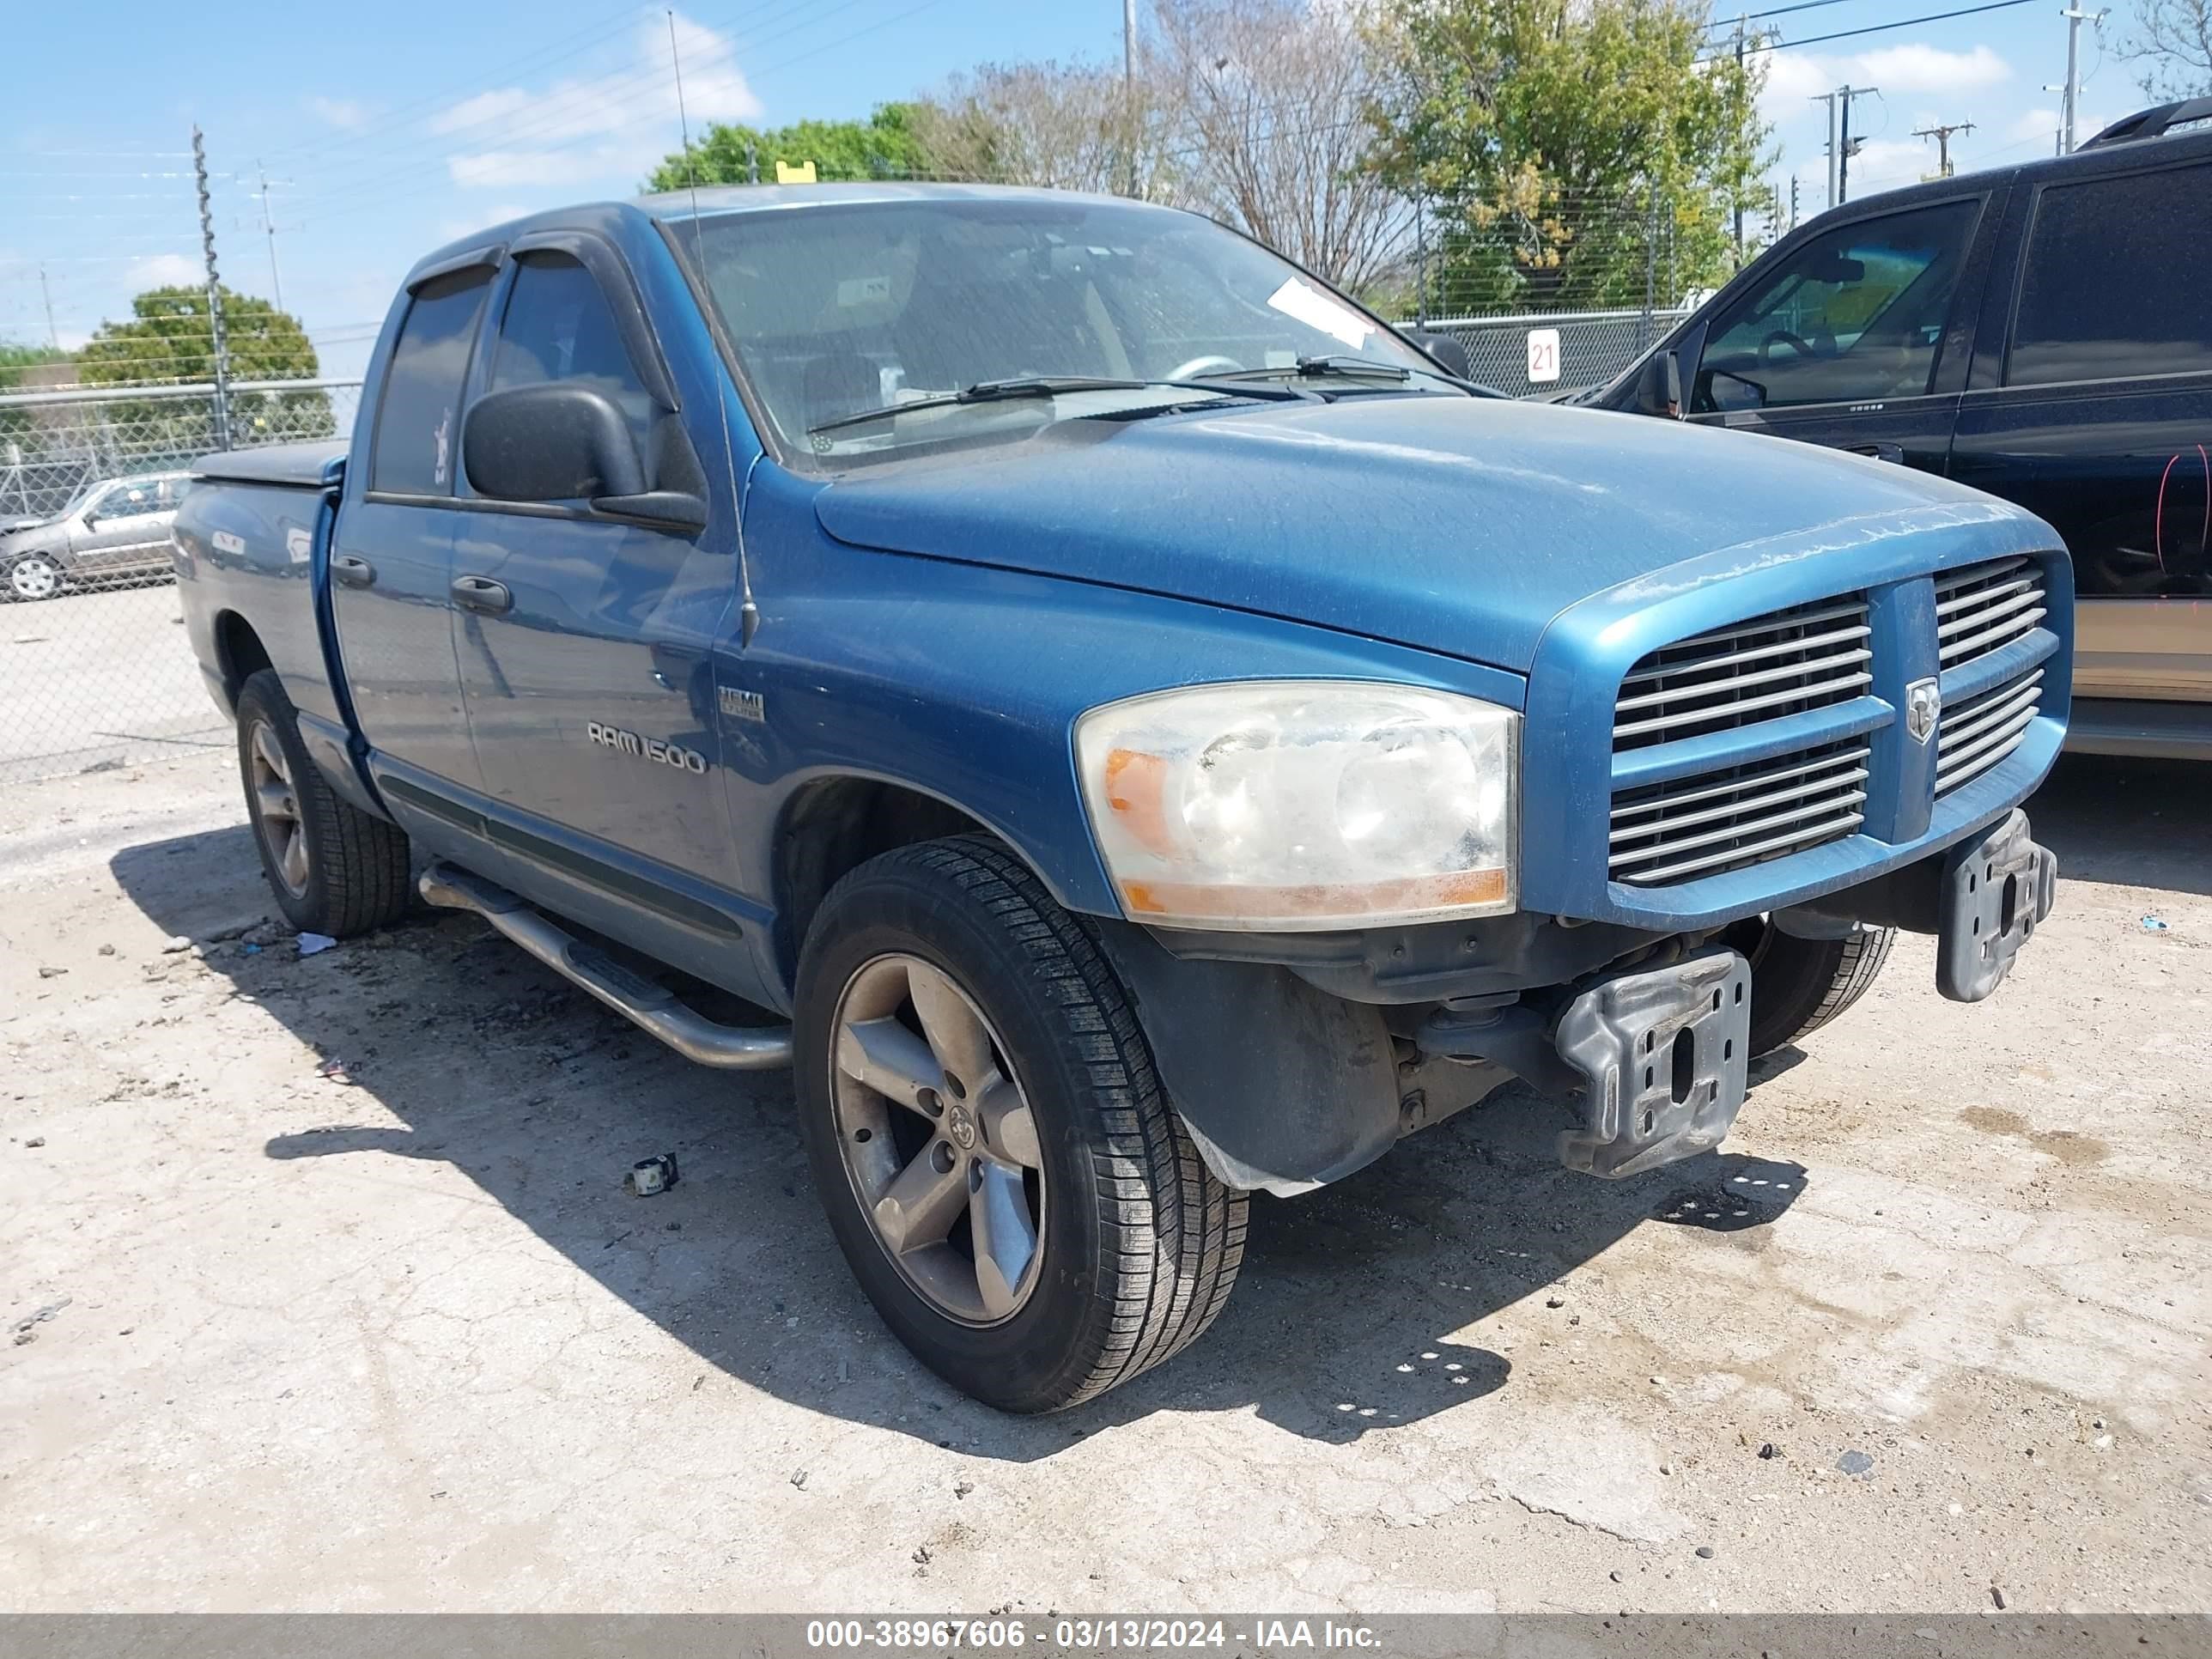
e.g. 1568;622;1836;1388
675;195;1443;463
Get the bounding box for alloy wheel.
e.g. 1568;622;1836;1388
829;952;1046;1326
247;719;310;897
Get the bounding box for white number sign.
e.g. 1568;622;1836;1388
1526;327;1561;384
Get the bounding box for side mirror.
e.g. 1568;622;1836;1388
464;385;709;536
1633;349;1687;419
1406;329;1474;380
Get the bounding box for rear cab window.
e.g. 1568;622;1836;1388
370;266;496;496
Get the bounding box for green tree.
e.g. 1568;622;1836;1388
76;285;330;456
0;341;67;391
645;103;927;190
1367;0;1775;313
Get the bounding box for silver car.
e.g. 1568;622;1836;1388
0;470;196;601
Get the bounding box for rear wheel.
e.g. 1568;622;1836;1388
1732;918;1896;1057
795;836;1245;1413
3;552;62;601
234;669;412;938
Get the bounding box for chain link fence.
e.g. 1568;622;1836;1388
1416;305;1694;398
0;380;359;784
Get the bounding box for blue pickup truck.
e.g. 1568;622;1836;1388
174;183;2069;1412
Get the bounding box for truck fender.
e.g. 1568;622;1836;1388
1087;917;1402;1197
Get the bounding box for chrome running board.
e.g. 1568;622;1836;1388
418;861;793;1071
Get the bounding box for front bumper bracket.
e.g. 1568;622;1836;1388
1936;807;2058;1002
1555;946;1753;1179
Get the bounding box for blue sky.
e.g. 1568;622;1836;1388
0;0;2155;380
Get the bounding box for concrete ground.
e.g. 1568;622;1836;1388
0;581;224;785
1;749;2207;1614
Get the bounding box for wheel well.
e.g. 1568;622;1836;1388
215;611;272;709
775;778;994;977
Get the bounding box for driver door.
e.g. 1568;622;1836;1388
1684;193;1999;477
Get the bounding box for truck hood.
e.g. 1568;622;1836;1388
813;395;2051;673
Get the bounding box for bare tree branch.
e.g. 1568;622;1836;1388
2120;0;2212;98
1146;0;1415;297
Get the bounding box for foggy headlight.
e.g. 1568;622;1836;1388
1074;681;1518;931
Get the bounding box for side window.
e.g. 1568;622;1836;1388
486;252;654;453
370;266;495;496
1694;200;1979;413
2008;163;2212;387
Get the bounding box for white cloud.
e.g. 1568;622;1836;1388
306;95;371;131
1849;43;2009;93
129;252;201;289
438;9;760;191
1758;41;2008;123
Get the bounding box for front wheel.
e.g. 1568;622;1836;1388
795;836;1245;1413
1732;919;1896;1057
3;552;63;601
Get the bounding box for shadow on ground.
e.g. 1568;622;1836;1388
2029;752;2212;899
113;821;1807;1462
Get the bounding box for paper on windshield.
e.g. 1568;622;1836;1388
1266;277;1375;351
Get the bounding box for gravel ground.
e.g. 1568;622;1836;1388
1;747;2207;1614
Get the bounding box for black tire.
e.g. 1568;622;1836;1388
234;669;412;938
1744;922;1896;1056
794;836;1246;1413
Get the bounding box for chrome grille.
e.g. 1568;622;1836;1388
1613;597;1873;752
1936;668;2044;797
1936;556;2046;670
1610;740;1871;886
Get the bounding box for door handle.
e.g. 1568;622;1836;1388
1845;441;1905;465
331;554;376;587
450;574;513;614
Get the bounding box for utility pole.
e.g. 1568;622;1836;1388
1810;91;1840;210
1837;84;1876;204
191;125;232;453
1122;0;1139;197
1790;174;1801;231
1913;120;1975;178
745;140;758;185
1732;14;1748;259
38;264;58;352
2060;6;2106;151
248;161;290;313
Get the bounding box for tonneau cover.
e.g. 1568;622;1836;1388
191;440;348;490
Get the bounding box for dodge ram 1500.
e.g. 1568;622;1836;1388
173;183;2069;1412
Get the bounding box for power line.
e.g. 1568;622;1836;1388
1713;0;2037;55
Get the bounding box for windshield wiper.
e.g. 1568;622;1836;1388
807;376;1160;438
805;374;1320;439
1209;355;1415;385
